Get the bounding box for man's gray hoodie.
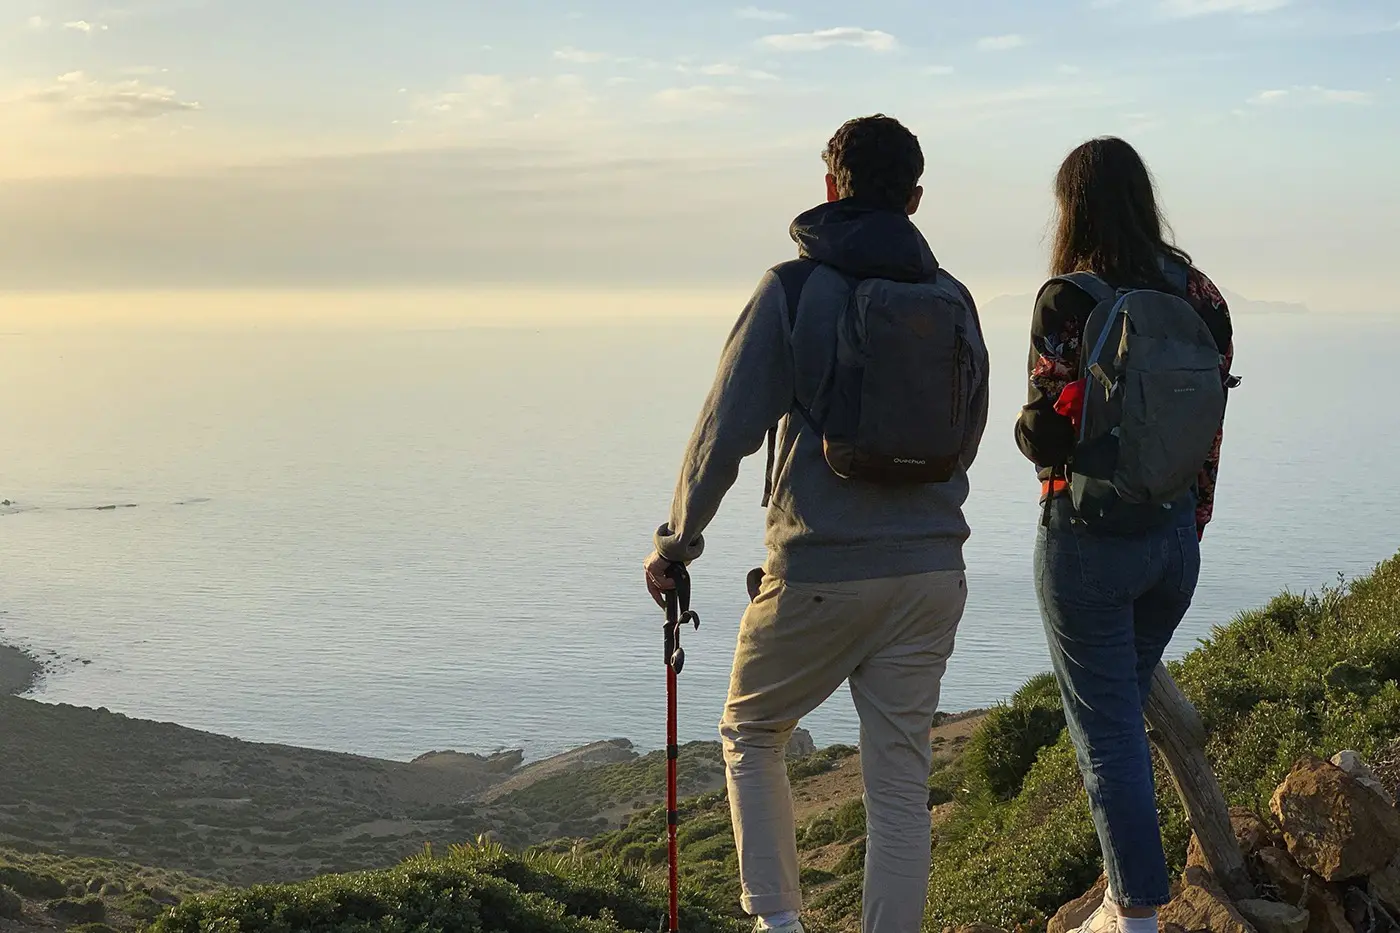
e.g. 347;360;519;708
654;199;989;584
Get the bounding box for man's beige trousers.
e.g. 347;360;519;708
720;569;967;933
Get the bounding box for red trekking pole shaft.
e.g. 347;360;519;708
662;564;699;933
666;661;680;933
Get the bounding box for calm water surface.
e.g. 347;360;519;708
0;306;1396;760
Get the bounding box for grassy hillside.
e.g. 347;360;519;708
914;552;1400;931
0;846;219;931
8;551;1398;933
547;552;1400;933
148;842;742;933
0;697;717;886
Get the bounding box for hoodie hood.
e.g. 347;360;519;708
789;199;939;283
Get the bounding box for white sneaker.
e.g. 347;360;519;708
754;918;804;933
1071;903;1119;933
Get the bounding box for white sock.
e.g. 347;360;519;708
1117;911;1158;933
758;910;799;929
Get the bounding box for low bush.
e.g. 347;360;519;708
45;894;106;924
0;865;66;899
152;843;743;933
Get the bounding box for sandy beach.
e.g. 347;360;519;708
0;642;41;695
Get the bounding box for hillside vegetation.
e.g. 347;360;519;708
148;842;742;933
5;551;1397;933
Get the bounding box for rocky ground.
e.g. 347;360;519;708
1009;746;1400;933
0;647;40;698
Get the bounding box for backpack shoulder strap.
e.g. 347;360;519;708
1040;272;1115;306
1159;256;1190;295
762;258;821;508
771;258;821;330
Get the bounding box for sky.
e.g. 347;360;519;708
1;0;1397;310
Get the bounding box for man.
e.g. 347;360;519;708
644;114;988;933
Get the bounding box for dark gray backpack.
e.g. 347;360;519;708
1051;263;1234;527
762;259;986;505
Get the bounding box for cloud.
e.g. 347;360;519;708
651;85;752;113
416;74;514;119
735;6;789;20
405;73;599;140
26;14;47;28
63;19;108;31
119;65;169;76
684;62;779;80
16;71;201;120
0;146;814;290
1160;0;1288;16
1249;85;1372;105
760;27;896;52
553;47;609;64
976;34;1027;51
921;65;955;76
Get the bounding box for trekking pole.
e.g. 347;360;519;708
662;563;700;933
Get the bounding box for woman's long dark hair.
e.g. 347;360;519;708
1051;136;1192;289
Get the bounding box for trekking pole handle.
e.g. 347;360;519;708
662;563;700;675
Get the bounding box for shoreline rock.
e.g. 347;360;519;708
0;643;42;696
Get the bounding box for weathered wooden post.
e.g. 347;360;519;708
1144;662;1256;902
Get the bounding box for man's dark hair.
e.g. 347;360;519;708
821;114;924;212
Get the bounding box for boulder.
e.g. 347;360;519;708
1255;848;1353;933
1270;756;1400;881
1342;887;1372;933
1189;808;1276;874
1237;899;1310;933
1048;875;1108;933
1370;856;1400;917
1331;750;1393;806
1159;868;1256;933
787;728;817;759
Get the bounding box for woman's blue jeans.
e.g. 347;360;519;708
1033;495;1201;909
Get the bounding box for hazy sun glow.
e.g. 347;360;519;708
2;1;1396;310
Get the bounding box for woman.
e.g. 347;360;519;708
1015;137;1234;933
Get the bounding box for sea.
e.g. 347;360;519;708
0;295;1396;762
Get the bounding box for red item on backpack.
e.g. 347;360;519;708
1054;378;1088;433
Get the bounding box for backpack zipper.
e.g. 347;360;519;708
951;324;968;426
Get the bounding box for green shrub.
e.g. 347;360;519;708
69;925;122;933
45;895;106;924
962;676;1067;802
151;843;743;933
0;865;66;899
833;838;866;876
1176;556;1400;804
797;799;865;851
0;885;22;920
787;745;859;781
118;890;166;921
